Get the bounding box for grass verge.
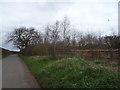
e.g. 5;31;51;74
19;55;119;88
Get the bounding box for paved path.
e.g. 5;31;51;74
2;54;40;88
0;58;2;89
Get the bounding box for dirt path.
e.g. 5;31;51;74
2;54;40;88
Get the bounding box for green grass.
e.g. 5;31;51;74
93;60;118;67
0;55;2;59
20;55;119;88
0;54;7;59
19;55;61;77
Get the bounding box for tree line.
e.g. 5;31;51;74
7;17;120;56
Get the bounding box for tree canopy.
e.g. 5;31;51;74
7;27;42;50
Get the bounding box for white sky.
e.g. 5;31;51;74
0;0;119;51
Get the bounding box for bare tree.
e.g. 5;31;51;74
7;27;42;50
71;30;77;48
61;16;71;51
44;24;51;55
48;21;60;56
105;35;120;49
77;32;86;49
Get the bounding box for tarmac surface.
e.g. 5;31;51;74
2;54;40;88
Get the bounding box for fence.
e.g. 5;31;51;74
56;49;120;61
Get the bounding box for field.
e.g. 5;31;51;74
20;55;119;88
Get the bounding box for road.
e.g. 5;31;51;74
0;58;2;89
2;54;40;88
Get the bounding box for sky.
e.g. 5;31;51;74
0;0;119;51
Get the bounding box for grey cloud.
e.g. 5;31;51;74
0;1;118;51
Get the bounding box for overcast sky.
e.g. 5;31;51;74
0;0;119;51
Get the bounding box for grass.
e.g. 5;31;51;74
0;54;7;59
19;55;119;88
93;60;118;67
0;55;2;59
19;55;62;78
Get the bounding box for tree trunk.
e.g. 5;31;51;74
52;43;56;57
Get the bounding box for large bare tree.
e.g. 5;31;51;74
61;16;71;51
7;27;42;50
43;24;51;55
105;35;120;49
49;21;60;56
